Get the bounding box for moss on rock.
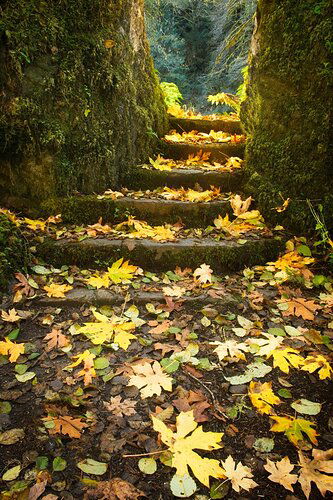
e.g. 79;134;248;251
0;214;29;291
241;0;333;232
0;0;168;203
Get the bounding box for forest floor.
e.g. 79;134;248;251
0;117;333;500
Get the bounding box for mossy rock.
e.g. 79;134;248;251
0;214;29;291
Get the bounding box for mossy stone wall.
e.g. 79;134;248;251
0;0;168;205
0;214;29;291
241;0;333;232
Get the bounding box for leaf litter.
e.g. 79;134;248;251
0;216;332;498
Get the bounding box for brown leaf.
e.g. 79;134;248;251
149;320;170;336
43;328;69;351
84;478;145;499
28;480;47;500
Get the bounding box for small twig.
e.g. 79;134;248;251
185;371;228;418
123;449;167;458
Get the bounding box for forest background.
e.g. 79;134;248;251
145;0;256;109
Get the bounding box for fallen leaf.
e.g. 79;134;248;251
1;308;21;322
128;361;173;398
43;283;73;298
264;456;298;491
43;415;88;438
221;455;258;492
270;415;318;447
193;263;213;284
152;410;225;486
298;448;333;499
248;381;281;415
43;328;69;351
0;338;25;362
280;297;321;321
107;258;137;283
103;395;137;417
301;354;332;380
266;347;304;373
0;427;25;445
84;478;145;499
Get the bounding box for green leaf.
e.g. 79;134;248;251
210;481;230;498
278;388;292;398
291;399;322;416
267;328;285;337
160;358;180;373
138;457;157;475
170;474;197;498
0;402;11;414
196;358;213;371
36;456;49;470
312;275;326;286
2;465;21;481
253;437;275;452
31;265;52;275
15;372;36;383
15;364;28;375
53;457;67;472
93;357;109;370
224;361;272;385
297;245;312;257
77;459;107;476
7;329;20;340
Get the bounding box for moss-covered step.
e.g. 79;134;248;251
123;167;244;191
162;141;245;162
42;196;232;227
37;236;284;273
169;115;243;134
36;288;240;309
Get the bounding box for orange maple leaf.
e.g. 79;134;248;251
43;415;88;438
43;328;69;351
281;298;321;321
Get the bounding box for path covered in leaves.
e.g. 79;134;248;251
0;114;333;499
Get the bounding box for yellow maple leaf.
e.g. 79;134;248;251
1;308;21;322
107;258;137;283
270;415;318;447
149;155;173;171
248;381;281;415
221;455;258;492
269;251;314;271
86;273;110;289
0;338;25;362
230;195;253;216
266;347;304;373
24;218;46;231
76;310;136;350
152;410;225;486
301;354;332;380
43;283;73;298
128;361;173;398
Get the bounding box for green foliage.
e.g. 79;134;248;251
160;82;183;107
146;0;255;109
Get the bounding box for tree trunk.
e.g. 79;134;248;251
0;0;168;205
241;0;333;231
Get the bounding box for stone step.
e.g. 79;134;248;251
42;196;232;227
123;167;244;191
162;141;245;162
169;115;243;134
35;288;240;309
37;236;284;273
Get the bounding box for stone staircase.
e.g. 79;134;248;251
37;116;284;275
